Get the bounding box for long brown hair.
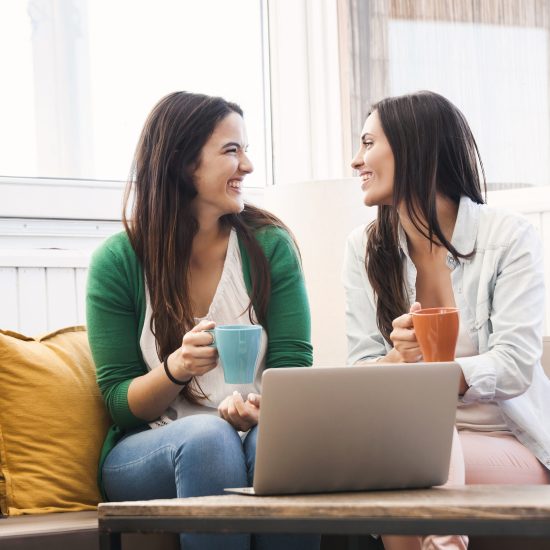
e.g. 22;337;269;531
123;91;292;402
365;91;486;343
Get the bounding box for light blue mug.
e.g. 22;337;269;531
206;325;262;384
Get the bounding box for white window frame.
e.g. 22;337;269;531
4;1;548;227
1;0;347;225
1;0;274;224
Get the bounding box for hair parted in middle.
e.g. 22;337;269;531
365;90;487;343
123;91;295;403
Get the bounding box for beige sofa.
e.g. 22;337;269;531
2;339;549;550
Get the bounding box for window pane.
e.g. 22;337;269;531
0;0;268;187
0;3;36;177
341;0;550;188
388;19;549;188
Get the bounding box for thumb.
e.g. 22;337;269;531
409;302;422;313
247;393;261;407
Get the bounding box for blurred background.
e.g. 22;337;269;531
1;0;549;363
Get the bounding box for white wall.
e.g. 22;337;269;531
264;179;375;366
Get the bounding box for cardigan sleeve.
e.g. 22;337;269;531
86;234;148;429
256;227;313;369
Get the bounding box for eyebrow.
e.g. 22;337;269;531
222;141;243;149
361;132;374;141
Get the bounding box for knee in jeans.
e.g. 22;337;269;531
173;415;240;455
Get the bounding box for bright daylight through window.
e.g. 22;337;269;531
0;0;269;187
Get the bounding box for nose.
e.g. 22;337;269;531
239;151;254;174
351;146;364;171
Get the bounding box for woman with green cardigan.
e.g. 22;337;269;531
86;92;317;550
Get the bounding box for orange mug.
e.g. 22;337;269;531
411;307;459;362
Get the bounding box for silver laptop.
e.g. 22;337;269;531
226;362;460;495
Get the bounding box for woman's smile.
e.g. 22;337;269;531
227;178;243;192
351;111;395;207
192;112;253;217
360;170;374;190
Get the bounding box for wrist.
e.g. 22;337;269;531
382;348;402;363
171;351;194;379
164;355;191;385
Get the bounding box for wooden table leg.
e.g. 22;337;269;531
99;531;122;550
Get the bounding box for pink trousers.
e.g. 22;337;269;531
382;429;550;550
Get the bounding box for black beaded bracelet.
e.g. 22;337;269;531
163;358;190;386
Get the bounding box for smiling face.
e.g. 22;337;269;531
351;110;395;207
192;111;253;219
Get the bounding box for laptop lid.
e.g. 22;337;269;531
250;362;460;495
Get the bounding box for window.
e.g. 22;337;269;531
339;0;550;189
0;0;269;187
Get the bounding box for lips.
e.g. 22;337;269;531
360;171;373;189
227;179;242;191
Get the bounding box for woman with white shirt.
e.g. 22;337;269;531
87;92;318;550
342;90;550;550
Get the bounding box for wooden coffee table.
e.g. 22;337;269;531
98;485;550;550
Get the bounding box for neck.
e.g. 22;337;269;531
398;194;458;256
191;211;230;265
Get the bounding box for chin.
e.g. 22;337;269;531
228;198;245;214
363;191;392;208
363;193;378;207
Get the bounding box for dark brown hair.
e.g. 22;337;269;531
123;91;292;402
365;91;486;343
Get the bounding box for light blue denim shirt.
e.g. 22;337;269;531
342;196;550;469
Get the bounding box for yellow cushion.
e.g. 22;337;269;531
0;326;110;516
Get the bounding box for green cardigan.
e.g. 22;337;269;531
86;227;312;492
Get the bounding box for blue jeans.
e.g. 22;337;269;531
103;414;320;550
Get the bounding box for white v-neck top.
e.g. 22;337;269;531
139;229;268;428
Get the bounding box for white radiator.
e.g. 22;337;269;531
0;252;89;335
0;218;120;335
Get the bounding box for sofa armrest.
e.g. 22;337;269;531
0;511;98;550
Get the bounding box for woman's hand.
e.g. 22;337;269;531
383;302;469;395
383;302;423;363
166;320;219;382
218;392;261;432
